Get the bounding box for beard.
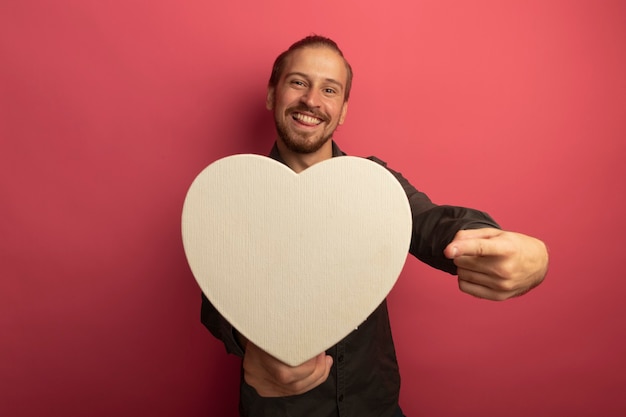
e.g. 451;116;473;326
274;105;335;154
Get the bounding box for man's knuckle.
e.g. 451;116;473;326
497;279;517;292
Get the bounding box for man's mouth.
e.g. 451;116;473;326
292;112;323;126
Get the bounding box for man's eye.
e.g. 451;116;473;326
324;88;337;94
291;80;305;86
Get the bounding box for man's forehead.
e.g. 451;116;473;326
282;47;347;79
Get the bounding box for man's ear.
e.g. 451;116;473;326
339;101;349;125
266;87;275;110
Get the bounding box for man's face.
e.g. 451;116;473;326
267;46;349;154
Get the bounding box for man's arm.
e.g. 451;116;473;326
379;160;547;299
375;159;500;273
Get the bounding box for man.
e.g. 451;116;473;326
201;35;549;417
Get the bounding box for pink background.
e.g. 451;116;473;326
2;1;625;416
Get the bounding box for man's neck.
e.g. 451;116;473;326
276;139;333;173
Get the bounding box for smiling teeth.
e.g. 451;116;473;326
294;113;322;125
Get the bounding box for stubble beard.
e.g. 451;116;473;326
274;107;335;154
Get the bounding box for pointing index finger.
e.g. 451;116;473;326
451;227;501;241
447;238;492;258
445;228;503;259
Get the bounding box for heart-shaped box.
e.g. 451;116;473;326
182;154;411;366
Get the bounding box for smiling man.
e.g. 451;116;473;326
268;44;349;167
201;35;548;417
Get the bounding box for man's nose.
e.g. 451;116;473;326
301;88;321;107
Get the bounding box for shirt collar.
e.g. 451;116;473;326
268;141;346;165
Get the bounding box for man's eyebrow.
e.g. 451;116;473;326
285;72;344;89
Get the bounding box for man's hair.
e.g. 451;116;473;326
268;35;353;101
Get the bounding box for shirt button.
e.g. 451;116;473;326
338;394;344;402
337;355;344;362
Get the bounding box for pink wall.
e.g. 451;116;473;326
2;1;624;416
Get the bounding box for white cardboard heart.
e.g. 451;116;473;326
182;154;411;366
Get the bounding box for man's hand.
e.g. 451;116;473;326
242;340;333;397
444;228;548;301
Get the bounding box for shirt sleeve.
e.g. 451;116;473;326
200;293;245;357
367;156;501;275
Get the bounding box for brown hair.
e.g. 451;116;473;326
268;35;353;100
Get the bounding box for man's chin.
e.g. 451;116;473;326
280;135;330;155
